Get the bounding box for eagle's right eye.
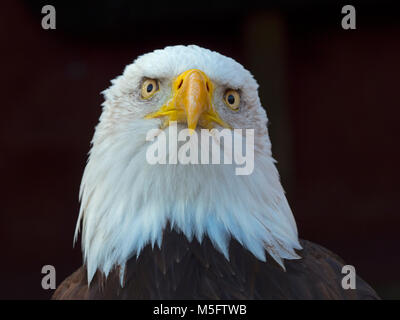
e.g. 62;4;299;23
141;79;159;99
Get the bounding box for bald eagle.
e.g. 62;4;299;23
53;45;379;300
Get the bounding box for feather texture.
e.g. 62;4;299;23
54;232;379;300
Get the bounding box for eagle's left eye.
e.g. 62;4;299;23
224;89;240;111
141;79;159;99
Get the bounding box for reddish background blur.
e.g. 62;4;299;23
1;1;399;299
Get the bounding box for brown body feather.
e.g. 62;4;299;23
53;231;379;300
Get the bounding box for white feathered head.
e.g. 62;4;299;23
75;45;301;284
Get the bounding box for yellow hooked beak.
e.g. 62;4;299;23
145;69;231;131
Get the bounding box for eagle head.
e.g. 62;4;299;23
75;45;302;284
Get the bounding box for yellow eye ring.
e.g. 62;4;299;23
141;79;159;99
224;89;240;111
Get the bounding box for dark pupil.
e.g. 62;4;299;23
146;83;153;93
227;94;235;105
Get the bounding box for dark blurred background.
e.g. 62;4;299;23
1;0;399;299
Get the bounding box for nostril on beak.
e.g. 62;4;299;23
177;79;183;90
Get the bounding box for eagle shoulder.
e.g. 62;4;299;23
285;239;380;299
52;236;380;300
52;266;89;300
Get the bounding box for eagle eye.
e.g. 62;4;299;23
141;79;159;99
224;89;240;111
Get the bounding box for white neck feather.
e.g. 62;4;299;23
75;118;302;284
